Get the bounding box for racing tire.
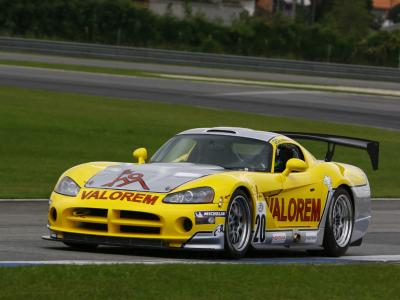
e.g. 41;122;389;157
224;190;252;259
323;187;354;257
63;241;98;251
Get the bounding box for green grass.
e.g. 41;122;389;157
0;87;398;198
0;264;399;300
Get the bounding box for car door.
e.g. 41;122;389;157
266;142;325;230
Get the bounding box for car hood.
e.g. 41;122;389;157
85;163;225;193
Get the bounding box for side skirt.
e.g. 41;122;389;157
251;229;322;249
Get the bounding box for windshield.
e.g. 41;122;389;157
150;134;272;172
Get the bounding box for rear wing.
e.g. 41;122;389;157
276;132;379;170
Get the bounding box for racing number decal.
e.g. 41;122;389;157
253;201;266;243
254;215;266;242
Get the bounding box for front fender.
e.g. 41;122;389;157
174;171;279;211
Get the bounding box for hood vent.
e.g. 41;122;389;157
206;129;237;134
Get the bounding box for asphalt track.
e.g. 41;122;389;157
0;64;399;130
0;200;399;265
2;52;400;91
0;55;399;265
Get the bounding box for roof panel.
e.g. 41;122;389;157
178;127;279;142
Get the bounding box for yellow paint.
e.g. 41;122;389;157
48;139;368;246
133;148;147;164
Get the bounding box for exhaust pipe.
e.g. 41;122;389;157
293;232;301;243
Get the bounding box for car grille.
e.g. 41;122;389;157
65;208;162;236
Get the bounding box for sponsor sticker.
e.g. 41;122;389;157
80;190;158;205
257;202;264;213
271;232;286;244
305;231;318;244
194;211;226;225
195;211;226;218
270;136;287;145
195;216;215;225
213;224;224;237
265;197;321;222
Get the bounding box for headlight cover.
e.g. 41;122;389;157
163;187;214;204
54;176;80;197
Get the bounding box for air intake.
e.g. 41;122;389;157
206;129;237;134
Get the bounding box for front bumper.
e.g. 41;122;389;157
46;189;227;250
43;232;167;248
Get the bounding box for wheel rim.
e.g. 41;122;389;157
227;196;250;252
331;194;353;247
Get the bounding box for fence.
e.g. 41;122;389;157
1;37;399;82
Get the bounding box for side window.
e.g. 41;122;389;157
274;143;304;173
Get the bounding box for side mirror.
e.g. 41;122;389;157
282;158;307;176
133;148;148;165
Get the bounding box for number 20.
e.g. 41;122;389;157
253;214;266;243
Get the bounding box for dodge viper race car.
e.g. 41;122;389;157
44;127;379;258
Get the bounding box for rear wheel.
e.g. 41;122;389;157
323;188;354;257
224;190;252;259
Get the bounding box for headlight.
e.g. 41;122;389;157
163;187;214;204
54;176;80;197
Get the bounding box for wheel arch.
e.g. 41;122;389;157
337;184;355;213
234;186;255;222
322;183;355;256
224;186;254;258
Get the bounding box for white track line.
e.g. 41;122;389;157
1;255;400;266
0;260;195;266
341;255;400;262
0;199;48;202
159;74;400;97
213;90;323;96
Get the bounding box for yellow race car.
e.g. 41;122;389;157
44;127;379;258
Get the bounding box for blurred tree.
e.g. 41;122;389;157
323;0;372;39
312;0;372;23
355;29;400;67
365;0;373;11
388;4;400;23
0;0;398;67
314;0;334;22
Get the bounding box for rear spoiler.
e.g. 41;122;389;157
275;132;379;170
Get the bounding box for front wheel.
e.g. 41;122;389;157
224;190;252;259
323;188;354;257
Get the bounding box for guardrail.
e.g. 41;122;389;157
1;36;399;82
